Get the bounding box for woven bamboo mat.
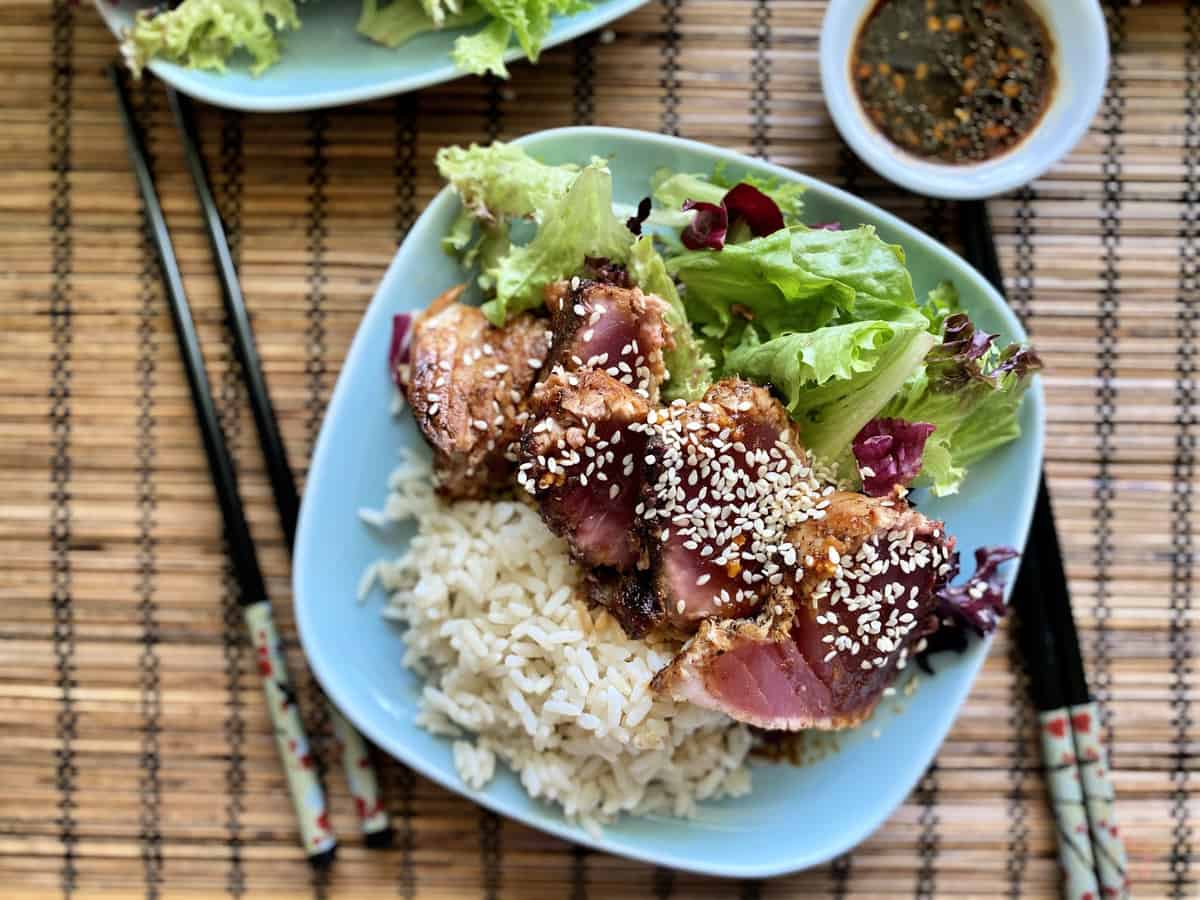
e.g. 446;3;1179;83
0;0;1195;896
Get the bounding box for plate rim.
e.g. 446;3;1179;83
295;125;1045;878
92;0;650;112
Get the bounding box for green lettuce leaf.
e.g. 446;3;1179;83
358;0;486;49
123;0;299;76
724;313;937;461
628;236;713;401
435;141;580;224
449;0;593;76
787;225;916;309
920;279;958;333
666;224;918;369
667;229;851;350
482;162;633;324
437;142;584;293
475;0;547;61
450;17;514;76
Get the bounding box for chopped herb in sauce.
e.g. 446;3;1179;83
851;0;1055;164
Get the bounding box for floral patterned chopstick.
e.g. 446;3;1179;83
165;86;393;850
1020;480;1129;898
110;65;337;867
962;200;1129;899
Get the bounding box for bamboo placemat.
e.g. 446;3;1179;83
0;0;1194;896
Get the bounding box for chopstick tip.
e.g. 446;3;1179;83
308;845;337;870
364;825;395;850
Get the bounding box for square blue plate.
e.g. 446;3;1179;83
95;0;648;112
294;127;1044;878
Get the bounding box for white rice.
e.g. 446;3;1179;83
367;450;753;831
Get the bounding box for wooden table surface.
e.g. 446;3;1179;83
0;0;1195;896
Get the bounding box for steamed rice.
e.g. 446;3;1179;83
363;450;753;830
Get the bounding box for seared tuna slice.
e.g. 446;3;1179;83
638;379;826;632
544;279;674;402
517;368;650;570
652;496;956;730
398;285;550;498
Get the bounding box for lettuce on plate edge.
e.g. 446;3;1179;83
123;0;301;76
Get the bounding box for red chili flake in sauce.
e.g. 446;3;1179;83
851;0;1056;164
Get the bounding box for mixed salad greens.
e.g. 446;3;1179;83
434;141;1040;500
122;0;592;78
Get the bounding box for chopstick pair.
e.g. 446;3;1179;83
960;199;1129;899
108;65;393;864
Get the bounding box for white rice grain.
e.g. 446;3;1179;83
368;450;753;827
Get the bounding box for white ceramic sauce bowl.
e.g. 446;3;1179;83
820;0;1109;199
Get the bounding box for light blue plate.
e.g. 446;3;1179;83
295;127;1044;878
94;0;648;112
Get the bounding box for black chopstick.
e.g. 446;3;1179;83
109;65;337;868
163;87;394;847
960;198;1129;899
166;91;301;544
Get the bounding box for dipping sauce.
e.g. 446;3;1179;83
851;0;1056;164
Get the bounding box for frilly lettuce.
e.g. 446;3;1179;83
435;141;585;299
358;0;486;52
449;0;594;77
484;162;633;323
435;141;581;224
123;0;300;76
127;0;596;79
436;143;625;323
449;17;515;76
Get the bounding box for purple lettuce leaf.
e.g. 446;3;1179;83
389;312;414;388
938;545;1017;634
918;545;1017;670
681;199;728;250
925;313;1043;395
852;417;936;497
722;183;785;238
680;183;787;251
